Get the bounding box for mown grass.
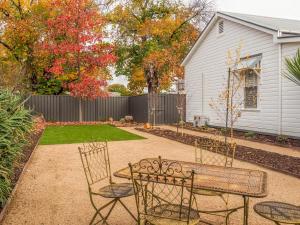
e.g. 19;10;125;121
40;124;145;145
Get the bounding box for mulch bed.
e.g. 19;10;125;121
136;128;300;179
0;116;45;214
173;123;300;150
46;121;143;127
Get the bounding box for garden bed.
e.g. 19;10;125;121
0;116;45;216
136;127;300;179
46;121;143;127
172;123;300;149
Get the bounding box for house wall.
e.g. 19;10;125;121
185;18;282;135
281;43;300;137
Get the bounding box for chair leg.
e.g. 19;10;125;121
102;199;118;224
90;199;116;225
118;198;138;221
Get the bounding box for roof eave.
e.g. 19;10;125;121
275;36;300;43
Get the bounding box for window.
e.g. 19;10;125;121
244;70;258;108
218;21;224;34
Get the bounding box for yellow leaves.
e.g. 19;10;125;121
227;42;244;66
131;66;145;82
127;66;146;95
138;17;182;37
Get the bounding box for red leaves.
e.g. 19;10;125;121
41;0;116;99
68;74;108;99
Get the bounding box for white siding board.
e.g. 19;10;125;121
281;42;300;137
185;18;281;135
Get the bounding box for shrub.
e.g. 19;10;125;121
0;89;32;206
276;135;288;144
244;131;256;139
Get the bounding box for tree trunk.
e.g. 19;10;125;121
225;68;231;147
79;98;82;122
145;63;159;94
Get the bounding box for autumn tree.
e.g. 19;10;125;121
0;0;51;91
108;83;131;96
108;0;214;94
40;0;116;120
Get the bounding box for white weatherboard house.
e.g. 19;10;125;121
182;11;300;138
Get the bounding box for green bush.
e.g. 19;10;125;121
276;135;288;144
0;89;32;206
244;131;256;139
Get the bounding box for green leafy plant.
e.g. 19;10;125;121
35;76;63;95
220;127;228;135
276;135;288;144
0;89;33;206
107;84;131;96
284;48;300;85
244;131;256;139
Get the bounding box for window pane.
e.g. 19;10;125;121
245;71;257;87
245;86;257;108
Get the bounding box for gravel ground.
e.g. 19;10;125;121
1;127;300;225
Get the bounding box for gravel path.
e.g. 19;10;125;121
1;127;299;225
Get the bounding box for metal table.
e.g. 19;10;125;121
254;201;300;224
114;158;268;225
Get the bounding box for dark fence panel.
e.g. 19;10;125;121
60;96;79;121
26;94;185;123
129;95;148;122
26;95;130;122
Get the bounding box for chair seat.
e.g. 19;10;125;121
145;204;200;225
254;201;300;224
94;183;134;198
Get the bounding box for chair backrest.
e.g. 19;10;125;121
78;141;112;186
195;135;236;167
129;156;196;224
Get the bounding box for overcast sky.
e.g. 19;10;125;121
216;0;300;20
110;0;300;86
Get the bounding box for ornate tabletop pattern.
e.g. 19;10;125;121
114;158;268;198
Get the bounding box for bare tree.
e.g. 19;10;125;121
209;46;247;143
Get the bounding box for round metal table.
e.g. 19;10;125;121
254;201;300;225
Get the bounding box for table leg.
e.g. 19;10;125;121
243;196;249;225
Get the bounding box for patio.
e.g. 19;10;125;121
2;127;300;225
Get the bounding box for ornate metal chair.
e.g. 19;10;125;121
192;135;238;224
129;156;200;225
78;142;137;225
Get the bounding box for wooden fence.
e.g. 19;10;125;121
26;94;185;124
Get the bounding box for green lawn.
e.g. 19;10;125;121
39;124;145;145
